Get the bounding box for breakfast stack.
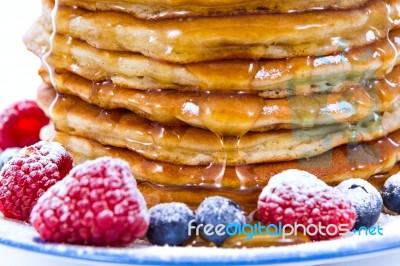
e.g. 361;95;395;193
25;0;400;212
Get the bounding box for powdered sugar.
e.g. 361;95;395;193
313;55;349;68
70;156;136;185
382;173;400;213
259;169;327;199
30;156;149;246
149;203;193;224
0;213;400;265
196;196;246;225
336;179;382;215
34;141;69;163
181;102;200;116
384;172;400;188
255;67;285;80
147;202;194;246
0;141;73;221
258;169;356;241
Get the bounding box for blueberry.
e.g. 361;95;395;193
336;178;382;230
382;173;400;213
146;203;195;246
0;148;20;171
195;196;246;247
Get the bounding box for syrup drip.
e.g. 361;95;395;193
50;68;400;138
44;77;400;188
196;92;263;187
197;94;263;137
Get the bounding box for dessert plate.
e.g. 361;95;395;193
1;215;400;266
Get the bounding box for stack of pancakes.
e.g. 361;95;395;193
25;0;400;212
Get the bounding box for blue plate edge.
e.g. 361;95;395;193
1;234;400;265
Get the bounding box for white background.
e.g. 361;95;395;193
0;0;41;108
0;1;400;266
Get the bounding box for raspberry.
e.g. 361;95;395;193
258;170;356;241
0;100;49;150
0;141;73;221
31;157;150;246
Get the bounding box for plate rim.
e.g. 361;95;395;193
2;221;400;266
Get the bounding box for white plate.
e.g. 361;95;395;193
1;215;400;266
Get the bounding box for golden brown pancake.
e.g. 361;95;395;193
40;67;400;135
58;0;371;19
40;0;400;63
37;84;400;166
25;20;400;97
52;130;400;212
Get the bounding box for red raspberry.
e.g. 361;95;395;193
0;141;73;221
0;100;49;150
258;170;356;241
31;157;150;246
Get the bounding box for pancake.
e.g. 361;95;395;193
37;84;400;166
58;0;371;19
41;68;400;135
52;130;400;212
25;20;400;97
40;0;400;63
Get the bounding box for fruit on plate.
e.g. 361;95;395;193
336;178;383;229
195;196;246;246
147;202;195;246
0;141;73;221
0;100;49;150
258;170;356;241
382;173;400;213
31;157;150;246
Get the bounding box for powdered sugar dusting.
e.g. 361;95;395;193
30;156;150;246
260;169;327;199
336;179;382;214
150;203;193;224
313;55;349;68
255;67;285;80
384;172;400;188
258;170;355;241
181;102;199;116
197;196;246;225
70;156;136;184
34;141;69;164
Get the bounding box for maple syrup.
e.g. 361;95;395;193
35;0;400;248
